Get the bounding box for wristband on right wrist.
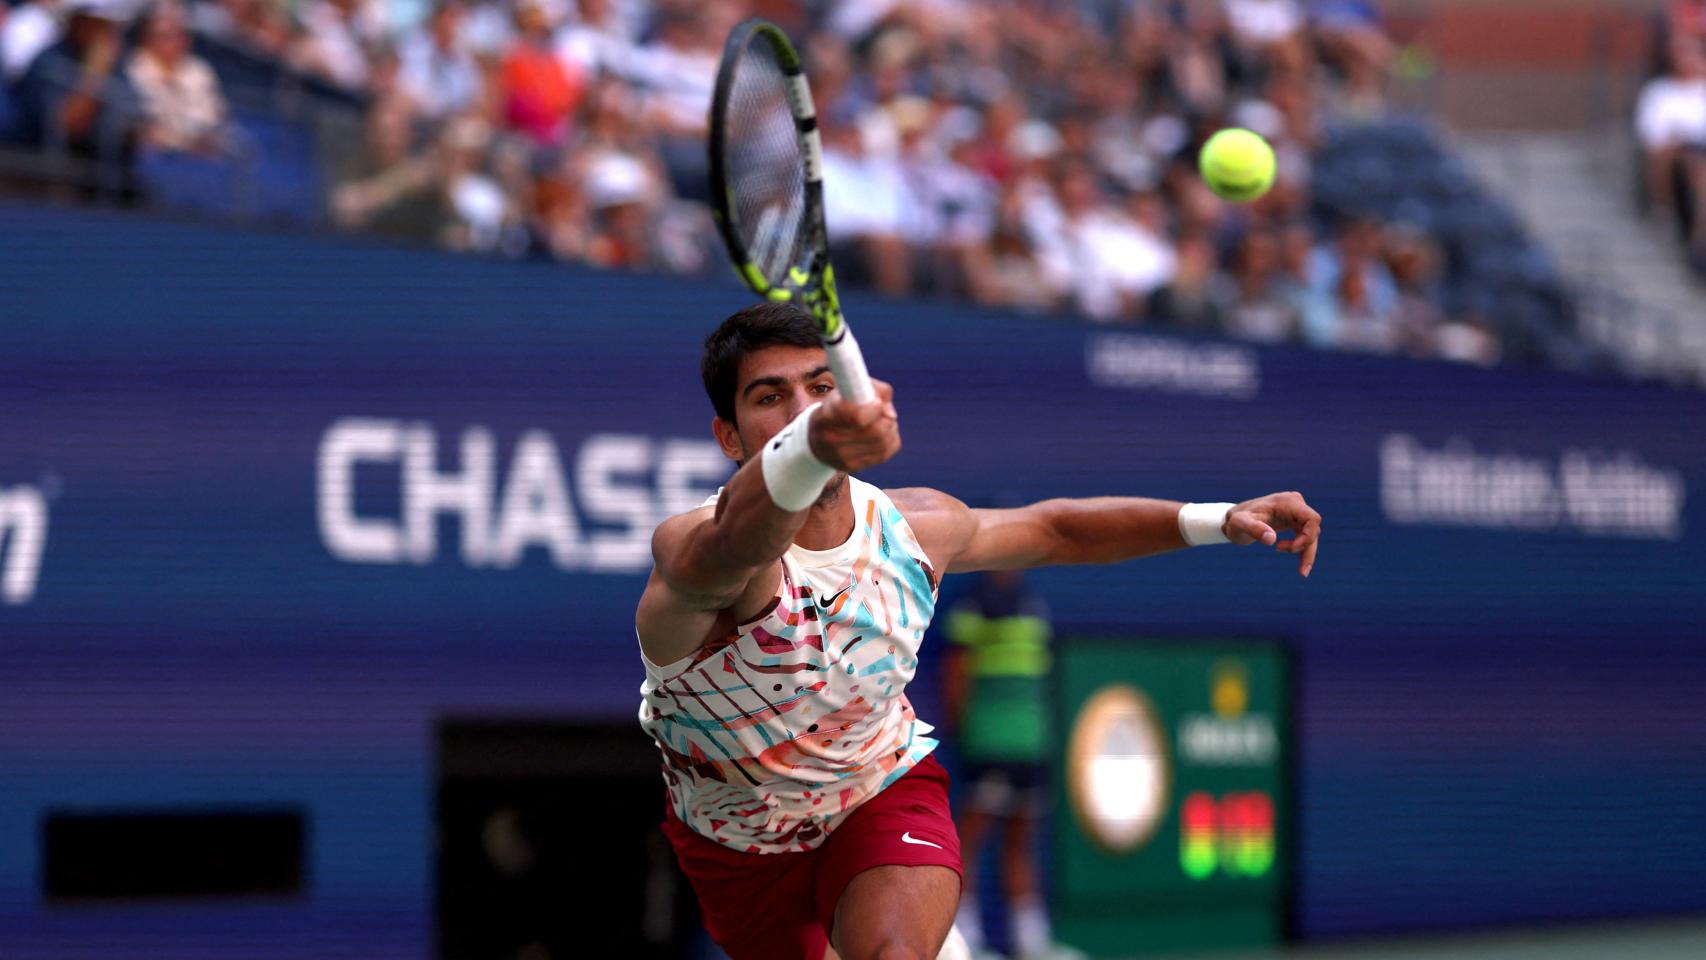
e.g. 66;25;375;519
760;403;834;512
1178;502;1234;546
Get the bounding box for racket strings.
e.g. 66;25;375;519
723;37;809;285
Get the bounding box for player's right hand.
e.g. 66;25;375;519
807;379;900;473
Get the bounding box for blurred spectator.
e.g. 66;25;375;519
1147;229;1228;332
975;178;1055;312
1313;255;1388;352
398;0;481;122
884;95;996;297
1301;216;1399;352
126;4;229;155
499;0;582;147
440;113;526;253
15;0;139;167
291;0;378;90
628;2;730;197
1383;223;1445;357
2;0;65;81
1635;34;1706;273
458;0;513;59
1221;227;1301;343
1311;0;1391;119
330;92;443;239
553;0;636;81
188;0;292;58
580;149;654;267
1035;160;1174;322
821;114;909;293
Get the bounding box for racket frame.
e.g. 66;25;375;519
709;18;874;404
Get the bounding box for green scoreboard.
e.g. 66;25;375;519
1053;639;1291;957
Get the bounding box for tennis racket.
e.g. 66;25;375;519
708;18;875;405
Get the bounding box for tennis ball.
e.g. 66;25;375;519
1199;128;1276;203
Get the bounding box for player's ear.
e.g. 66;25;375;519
711;415;745;463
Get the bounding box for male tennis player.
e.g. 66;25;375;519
636;303;1322;960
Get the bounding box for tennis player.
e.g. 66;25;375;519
636;303;1322;960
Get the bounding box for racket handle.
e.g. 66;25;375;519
825;325;875;405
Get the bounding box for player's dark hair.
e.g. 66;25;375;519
702;302;822;424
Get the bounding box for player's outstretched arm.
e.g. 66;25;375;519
638;383;901;663
893;488;1322;578
651;381;900;605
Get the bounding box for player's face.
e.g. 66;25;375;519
715;345;837;464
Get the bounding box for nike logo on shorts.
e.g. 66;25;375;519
901;832;943;850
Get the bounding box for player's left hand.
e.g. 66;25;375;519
1223;492;1322;577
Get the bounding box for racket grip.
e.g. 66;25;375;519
825;326;875;405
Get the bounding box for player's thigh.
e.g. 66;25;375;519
831;862;960;960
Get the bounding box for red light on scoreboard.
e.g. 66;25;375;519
1179;791;1274;880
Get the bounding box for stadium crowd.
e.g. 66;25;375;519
0;0;1512;365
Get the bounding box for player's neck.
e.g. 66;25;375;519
792;477;855;551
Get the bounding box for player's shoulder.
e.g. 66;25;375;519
650;502;717;555
882;486;969;520
882;487;976;563
880;487;975;549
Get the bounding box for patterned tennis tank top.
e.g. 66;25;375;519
638;477;940;854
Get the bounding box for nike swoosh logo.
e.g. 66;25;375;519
819;585;850;609
901;832;943;850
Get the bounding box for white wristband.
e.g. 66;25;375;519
761;402;835;512
1178;502;1234;546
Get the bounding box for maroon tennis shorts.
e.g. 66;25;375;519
661;754;963;960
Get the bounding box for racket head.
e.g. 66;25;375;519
708;19;843;337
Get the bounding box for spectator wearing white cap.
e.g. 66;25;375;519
439;113;526;255
1;0;66;81
580;149;658;268
15;0;140;169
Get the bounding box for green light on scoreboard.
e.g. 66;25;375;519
1180;791;1275;880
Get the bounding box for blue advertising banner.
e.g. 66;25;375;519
2;202;1703;956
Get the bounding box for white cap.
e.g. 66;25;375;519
586;153;652;209
1008;120;1061;160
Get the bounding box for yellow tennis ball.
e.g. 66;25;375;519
1199;128;1276;203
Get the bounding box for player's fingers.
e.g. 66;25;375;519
824;399;882;430
842;429;900;469
833;416;899;454
1226;511;1277;547
1277;513;1320;568
1299;523;1320;577
872;378;895;404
